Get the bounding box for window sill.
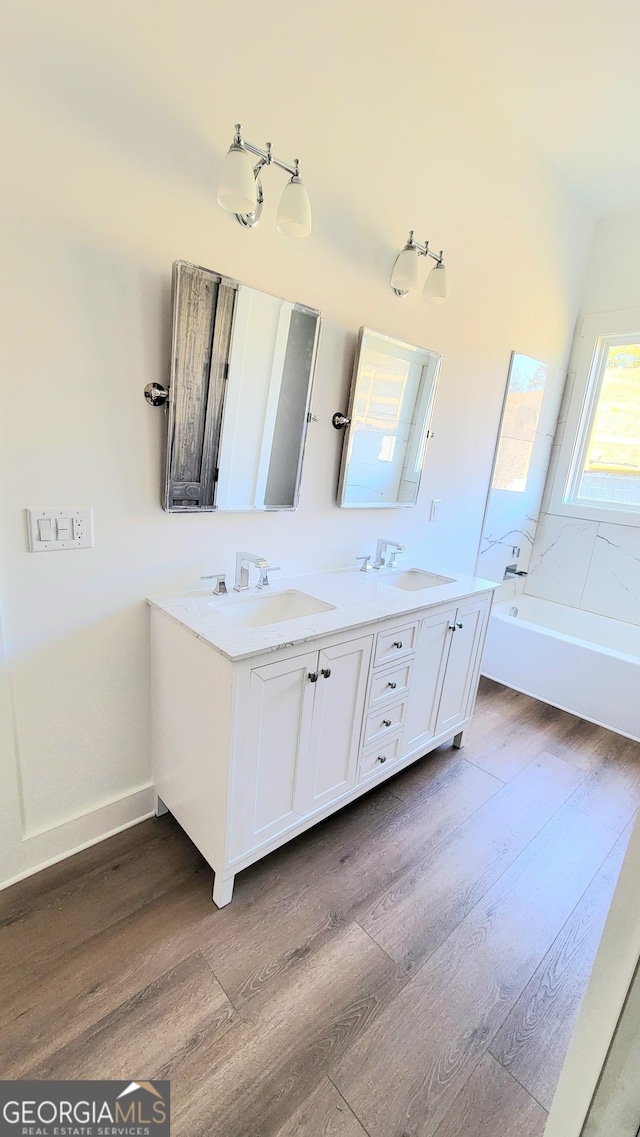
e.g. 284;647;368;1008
548;498;640;529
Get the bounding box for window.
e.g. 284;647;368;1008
550;311;640;527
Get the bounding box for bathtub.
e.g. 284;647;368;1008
482;595;640;742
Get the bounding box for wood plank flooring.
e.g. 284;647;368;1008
1;677;638;1137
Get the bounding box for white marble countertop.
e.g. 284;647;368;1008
147;566;499;663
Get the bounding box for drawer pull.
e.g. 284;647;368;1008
308;672;319;683
321;668;332;679
382;718;392;727
393;640;403;649
388;681;397;689
377;754;387;764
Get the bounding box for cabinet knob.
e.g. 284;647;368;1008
308;672;319;683
382;718;392;727
321;668;332;679
393;640;403;649
377;754;387;764
388;681;397;689
456;622;463;629
448;622;456;631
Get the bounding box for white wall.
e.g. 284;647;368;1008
526;211;640;623
0;0;593;887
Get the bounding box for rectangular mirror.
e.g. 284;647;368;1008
164;260;321;511
336;327;441;508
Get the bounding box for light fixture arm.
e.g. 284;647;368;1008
392;230;445;297
402;231;443;265
230;125;301;228
240;136;299;179
219;124;311;237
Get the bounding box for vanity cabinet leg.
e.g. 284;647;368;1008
212;873;235;908
154;792;169;817
452;731;464;750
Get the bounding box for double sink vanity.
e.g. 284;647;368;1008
146;261;498;905
148;551;497;905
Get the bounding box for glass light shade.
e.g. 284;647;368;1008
422;262;449;305
217;145;258;214
276;177;312;238
390;246;420;292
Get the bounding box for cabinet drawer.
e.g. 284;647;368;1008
368;659;413;708
363;699;407;746
359;734;403;781
374;621;417;667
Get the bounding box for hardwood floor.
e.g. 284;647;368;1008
1;678;638;1136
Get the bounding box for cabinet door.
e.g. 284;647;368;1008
436;595;490;735
241;649;317;852
303;635;373;811
402;606;457;757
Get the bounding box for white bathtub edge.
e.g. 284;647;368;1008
481;670;640;744
491;607;640;667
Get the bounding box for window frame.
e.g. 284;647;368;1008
549;309;640;528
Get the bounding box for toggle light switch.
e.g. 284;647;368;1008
56;518;70;541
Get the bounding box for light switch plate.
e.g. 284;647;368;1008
26;508;94;552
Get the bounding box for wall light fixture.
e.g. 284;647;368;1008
217;124;312;238
390;231;448;304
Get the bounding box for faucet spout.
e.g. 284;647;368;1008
504;564;528;580
234;551;269;591
373;539;406;570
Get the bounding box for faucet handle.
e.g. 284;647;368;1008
387;546;406;570
201;573;227;595
257;565;280;589
356;555;372;572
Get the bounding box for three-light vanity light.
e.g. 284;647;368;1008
390;231;449;304
217;124;312;238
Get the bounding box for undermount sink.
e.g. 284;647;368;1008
385;569;455;591
215;589;336;628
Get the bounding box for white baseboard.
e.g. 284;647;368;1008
0;784;155;891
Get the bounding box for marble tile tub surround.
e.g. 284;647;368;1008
525;516;640;625
148;566;498;662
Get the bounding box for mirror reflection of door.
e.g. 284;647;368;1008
164;261;321;512
216;289;318;510
337;328;442;509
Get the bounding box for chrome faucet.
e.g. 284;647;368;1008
234;551;279;591
373;539;406;570
504;564;528;580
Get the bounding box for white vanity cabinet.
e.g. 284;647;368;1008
234;635;373;858
150;584;493;907
403;595;491;754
